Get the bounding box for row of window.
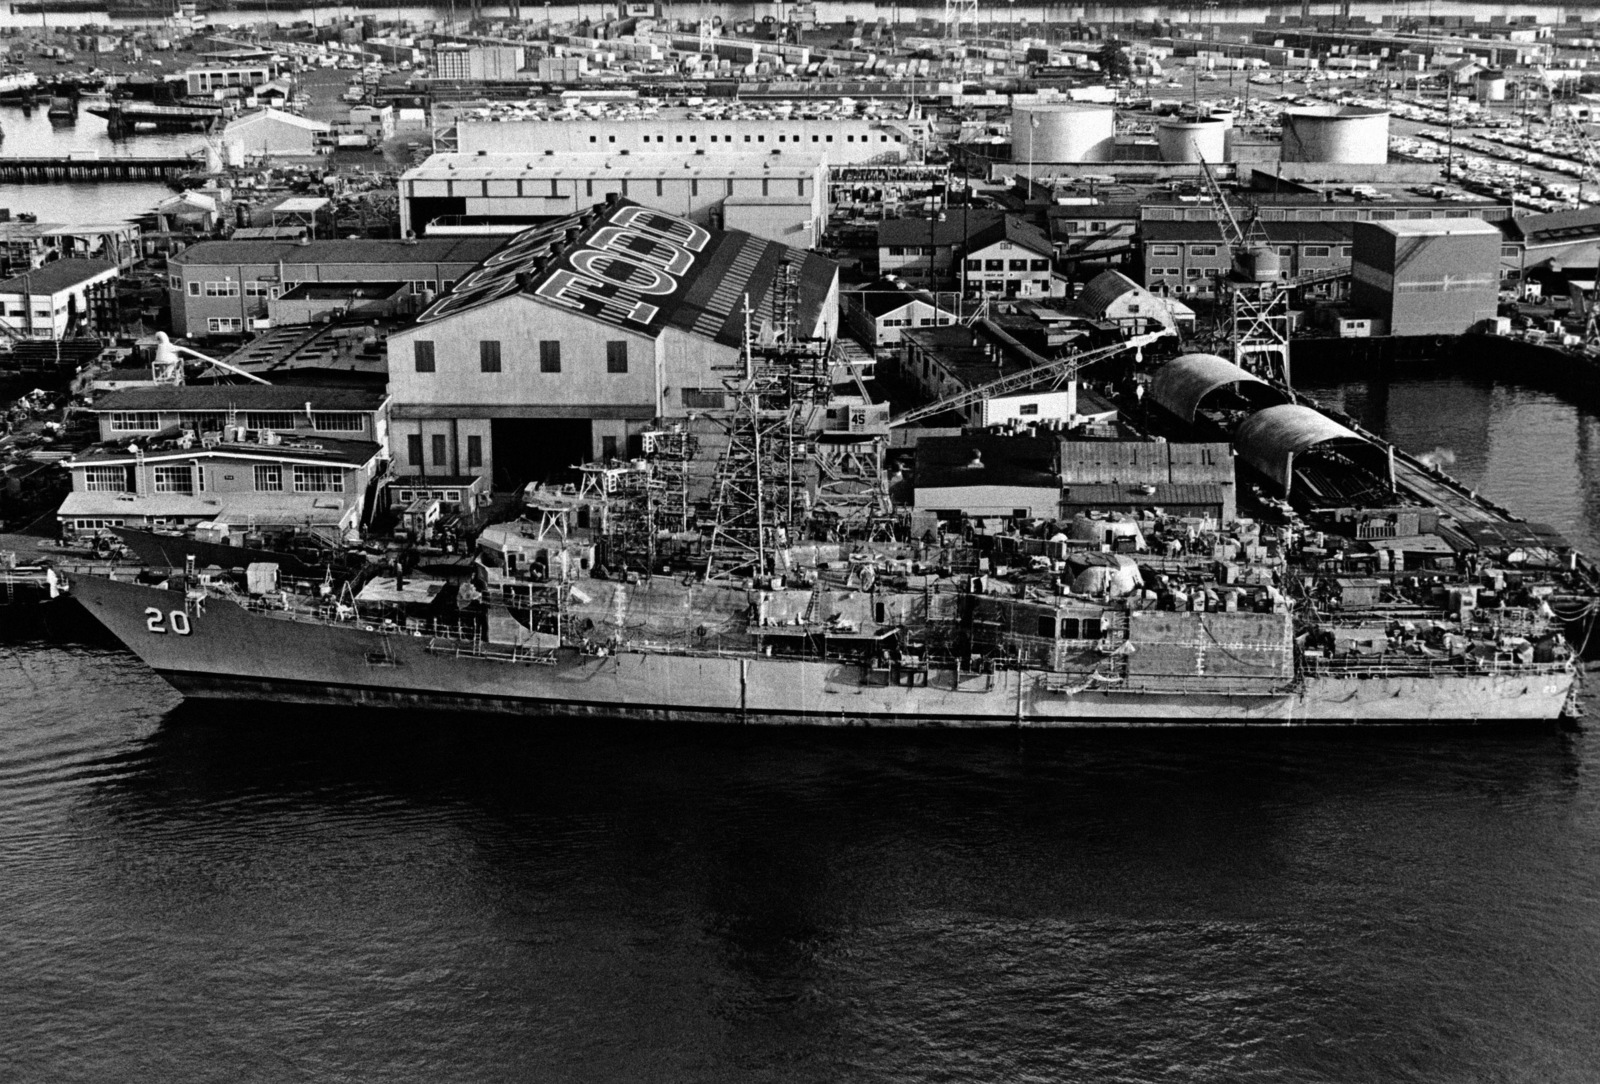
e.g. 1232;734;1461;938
413;339;628;375
880;316;954;328
574;177;802;198
184;279;454;299
965;258;1051;273
604;132;895;145
207;317;244;333
88;462;344;494
107;411;367;433
1147;244;1352;259
408;433;484;469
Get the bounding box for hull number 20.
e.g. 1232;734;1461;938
144;607;192;635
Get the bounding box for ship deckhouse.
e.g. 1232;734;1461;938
385;195;840;493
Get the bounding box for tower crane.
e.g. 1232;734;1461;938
1195;158;1350;391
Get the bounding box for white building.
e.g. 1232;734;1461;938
385;196;840;491
843;276;960;350
223;108;331;158
1074;269;1194;334
400;152;827;247
0;259;119;340
960;217;1059;299
453;110;910;164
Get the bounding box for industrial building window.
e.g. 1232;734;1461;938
744;135;752;142
187;281;201;296
245;412;297;431
608;135;615;143
414;340;436;372
109;411;160;431
407;434;423;466
466;435;482;469
1190;245;1217;257
778;134;785;142
825;135;833;142
83;466;130;492
797;179;805;196
985;260;1003;271
1304;246;1330;258
254;464;283;491
1186;269;1201;279
602;435;620;460
847;135;854;142
758;134;765;142
1009;259;1028;271
656;179;664;196
207;318;243;333
682;388;725;409
762;179;770;196
965;259;980;271
431;434;447;466
606;340;628;373
153;465;195;494
1030;259;1048;271
479;340;502;373
586;179;594;196
293;466;344;493
710;135;717;142
312;413;364;432
204;281;238;297
539;340;561;372
409;280;437;294
244;281;269;296
1340;246;1353;257
675;135;683;142
812;135;819;143
589;135;597;143
1036;616;1054;637
1150;245;1178;256
691;179;699;196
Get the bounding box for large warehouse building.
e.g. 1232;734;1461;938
453;111;912;162
1349;218;1501;337
385;196;840;491
399;152;827;246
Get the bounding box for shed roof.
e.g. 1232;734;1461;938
1149;353;1287;423
224;107;331;133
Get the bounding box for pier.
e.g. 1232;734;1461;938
0;155;202;184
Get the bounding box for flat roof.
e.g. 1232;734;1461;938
0;258;118;294
171;236;503;268
1362;218;1502;237
91;385;385;411
403;151;821;181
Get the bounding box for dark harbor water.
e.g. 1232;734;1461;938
6;370;1600;1081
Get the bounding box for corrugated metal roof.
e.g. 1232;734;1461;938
1058;440;1170;484
1061;482;1224;505
1074;270;1143;318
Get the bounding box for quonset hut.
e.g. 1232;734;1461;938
1234;404;1394;504
1148;354;1290;425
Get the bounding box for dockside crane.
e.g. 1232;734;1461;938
887;329;1169;429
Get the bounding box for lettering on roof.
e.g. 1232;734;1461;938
417;204;712;332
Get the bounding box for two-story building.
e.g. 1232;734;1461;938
384;196;839;491
58;384;390;538
876;211;1003;286
167;236;502;338
959;216;1060;298
0;258;120;341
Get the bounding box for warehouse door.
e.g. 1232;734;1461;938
490;418;590;491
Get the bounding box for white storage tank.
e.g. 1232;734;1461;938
1476;70;1507;102
1280;105;1389;165
1156;116;1228;163
1012;102;1115;163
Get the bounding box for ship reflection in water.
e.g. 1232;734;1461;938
0;641;1596;1081
6;373;1600;1079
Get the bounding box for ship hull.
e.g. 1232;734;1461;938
70;576;1574;726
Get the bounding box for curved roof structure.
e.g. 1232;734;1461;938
1149;354;1287;423
1235;404;1385;495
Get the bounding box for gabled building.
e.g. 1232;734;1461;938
223;108;332;158
385;196;840;490
842;276;960;350
876;211;1003;286
959;216;1059;298
1074;269;1194;335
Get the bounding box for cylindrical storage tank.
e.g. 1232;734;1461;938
1477;71;1507;102
1012;102;1115;164
1279;105;1390;164
1156;116;1227;163
1208;108;1235;130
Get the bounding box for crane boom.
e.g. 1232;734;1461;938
887;329;1168;429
